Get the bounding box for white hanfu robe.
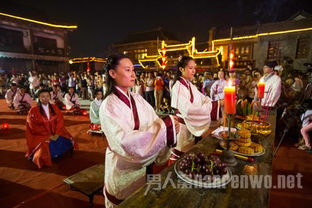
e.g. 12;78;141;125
210;79;227;101
171;77;220;155
255;73;282;107
13;92;32;109
50;90;64;105
5;89;18;107
64;93;80;110
90;98;102;124
28;75;40;90
99;86;176;207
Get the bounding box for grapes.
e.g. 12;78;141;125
178;152;228;181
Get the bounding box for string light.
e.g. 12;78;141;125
139;37;221;69
0;12;77;29
212;27;312;43
68;57;106;64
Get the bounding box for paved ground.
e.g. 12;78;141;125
0;99;311;208
0;99;106;208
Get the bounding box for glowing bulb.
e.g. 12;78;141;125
2;123;9;129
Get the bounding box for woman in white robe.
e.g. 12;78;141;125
89;89;103;131
50;84;64;109
64;87;80;110
13;86;33;114
210;70;227;101
99;54;179;207
170;56;221;164
5;83;18;109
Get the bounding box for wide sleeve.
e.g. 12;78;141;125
89;102;100;124
13;93;20;109
25;94;33;106
100;99;176;165
64;94;73;109
25;108;51;155
54;107;66;135
53;106;74;141
57;92;64;102
5;90;12;104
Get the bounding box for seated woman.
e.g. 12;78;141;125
88;89;103;134
13;86;33;114
100;54;179;207
64;87;80;111
50;84;65;110
5;83;18;109
25;89;77;168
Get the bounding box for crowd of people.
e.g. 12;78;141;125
0;63;309;112
1;55;312;207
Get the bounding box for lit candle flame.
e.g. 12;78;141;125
228;80;233;86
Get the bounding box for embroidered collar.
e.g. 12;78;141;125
178;77;190;89
94;98;103;106
114;86;131;108
178;77;194;103
263;72;275;82
113;86;139;130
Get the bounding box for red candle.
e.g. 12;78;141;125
257;79;265;99
224;81;236;114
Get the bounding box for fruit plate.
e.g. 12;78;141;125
174;160;232;188
219;141;266;157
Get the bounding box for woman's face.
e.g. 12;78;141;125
39;92;51;105
181;60;196;81
218;71;225;79
20;88;26;94
263;65;273;74
109;58;136;89
69;88;74;94
96;91;103;100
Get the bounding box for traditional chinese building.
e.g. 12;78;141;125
68;57;107;73
209;11;312;71
0;9;77;74
139;37;221;71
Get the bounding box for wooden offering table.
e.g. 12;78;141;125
119;113;276;208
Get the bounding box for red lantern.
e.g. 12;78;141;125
86;62;91;72
81;110;88;116
229;50;235;70
2;123;9;130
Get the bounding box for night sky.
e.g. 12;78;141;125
3;0;312;57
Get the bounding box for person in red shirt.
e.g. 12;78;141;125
154;74;164;113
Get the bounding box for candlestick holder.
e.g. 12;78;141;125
220;113;237;167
